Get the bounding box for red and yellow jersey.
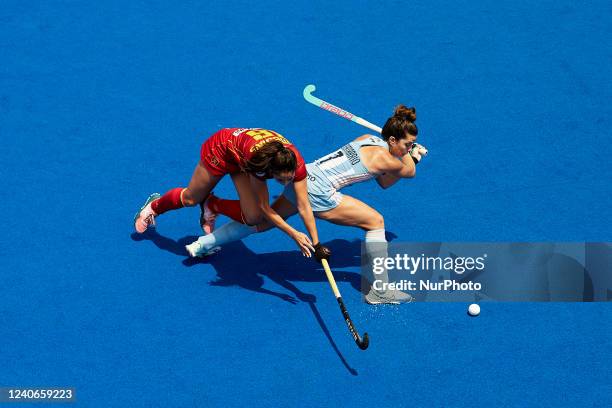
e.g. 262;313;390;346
200;128;306;181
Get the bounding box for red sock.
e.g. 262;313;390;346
151;188;184;215
208;196;246;224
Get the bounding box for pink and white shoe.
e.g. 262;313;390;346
199;194;217;235
134;193;161;233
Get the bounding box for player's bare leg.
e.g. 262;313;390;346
134;161;221;233
316;195;412;304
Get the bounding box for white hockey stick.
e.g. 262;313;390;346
303;84;383;134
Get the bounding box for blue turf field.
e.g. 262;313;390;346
1;1;611;406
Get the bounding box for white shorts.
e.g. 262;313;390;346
282;182;343;212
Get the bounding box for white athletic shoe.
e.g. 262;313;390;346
365;289;414;305
185;240;221;258
199;194;218;235
134;193;161;233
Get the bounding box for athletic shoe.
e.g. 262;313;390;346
185;240;221;258
392;290;414;303
134;193;161;233
199;194;218;234
365;288;414;305
365;289;399;305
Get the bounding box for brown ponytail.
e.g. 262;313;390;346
246;141;297;176
381;105;418;141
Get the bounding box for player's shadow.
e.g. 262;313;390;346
195;239;365;300
132;230;367;301
131;229;393;376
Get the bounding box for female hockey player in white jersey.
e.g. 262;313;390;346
187;105;428;304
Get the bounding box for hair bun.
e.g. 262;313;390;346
393;105;416;122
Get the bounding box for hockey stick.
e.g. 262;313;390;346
303;84;383;134
321;259;369;350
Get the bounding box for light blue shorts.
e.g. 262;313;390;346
283;180;343;213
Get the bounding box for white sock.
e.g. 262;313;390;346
195;221;257;251
365;228;386;243
365;229;391;295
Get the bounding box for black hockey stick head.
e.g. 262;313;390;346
357;333;369;350
337;297;369;351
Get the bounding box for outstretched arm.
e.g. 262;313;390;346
250;176;315;257
293;178;319;244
